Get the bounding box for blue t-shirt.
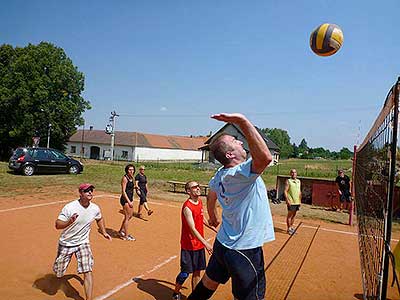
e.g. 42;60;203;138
209;159;275;250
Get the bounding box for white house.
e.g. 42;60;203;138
67;129;208;161
199;123;280;165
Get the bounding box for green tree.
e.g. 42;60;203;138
0;42;90;159
338;147;353;159
261;128;293;158
298;138;309;157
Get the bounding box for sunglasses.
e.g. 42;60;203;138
190;185;200;189
83;188;94;193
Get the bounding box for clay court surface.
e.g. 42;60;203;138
1;187;399;300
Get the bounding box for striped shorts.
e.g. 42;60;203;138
53;243;94;278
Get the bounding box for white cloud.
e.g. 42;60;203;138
160;106;167;111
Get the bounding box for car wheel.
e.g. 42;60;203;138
22;165;35;176
69;165;80;174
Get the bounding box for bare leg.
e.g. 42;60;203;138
173;282;182;294
119;204;133;236
137;203;143;217
192;271;201;291
83;272;93;300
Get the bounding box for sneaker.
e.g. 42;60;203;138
148;210;154;216
126;235;136;241
172;293;181;300
287;228;295;235
119;231;126;239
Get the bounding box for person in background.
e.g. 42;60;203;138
284;169;302;235
135;165;154;218
118;164;136;241
53;183;111;300
335;169;352;212
187;113;275;300
172;180;213;300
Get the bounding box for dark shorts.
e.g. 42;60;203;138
206;239;266;300
137;189;147;204
340;190;351;203
288;204;300;211
180;248;206;273
120;194;133;206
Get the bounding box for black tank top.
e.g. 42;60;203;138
123;174;134;200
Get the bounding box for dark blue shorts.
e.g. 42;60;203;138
340;190;351;203
137;189;147;204
205;239;266;300
180;248;206;273
288;204;300;211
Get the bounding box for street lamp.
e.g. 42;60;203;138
47;123;52;148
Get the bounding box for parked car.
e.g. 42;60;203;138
8;147;84;176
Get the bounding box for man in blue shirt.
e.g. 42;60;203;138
187;113;275;300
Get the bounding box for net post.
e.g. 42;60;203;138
381;78;400;300
349;145;357;226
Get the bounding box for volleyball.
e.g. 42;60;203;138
310;23;343;57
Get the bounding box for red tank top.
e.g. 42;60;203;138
180;198;205;250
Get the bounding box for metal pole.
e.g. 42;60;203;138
349;145;357;226
110;111;119;161
381;78;400;300
47;123;51;148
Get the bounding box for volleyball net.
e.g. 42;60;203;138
354;77;400;299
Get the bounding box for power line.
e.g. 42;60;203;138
118;105;380;118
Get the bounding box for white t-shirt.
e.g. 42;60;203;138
57;199;102;246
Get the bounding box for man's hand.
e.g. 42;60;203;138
204;241;213;255
69;213;79;224
211;113;247;125
208;217;220;228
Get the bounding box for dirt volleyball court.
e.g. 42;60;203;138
0;187;398;300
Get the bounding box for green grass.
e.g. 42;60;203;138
0;158;352;197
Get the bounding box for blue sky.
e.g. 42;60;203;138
2;1;399;151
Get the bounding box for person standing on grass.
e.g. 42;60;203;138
335;169;352;212
172;181;213;300
135;165;154;218
284;169;302;235
187;113;275;300
53;183;111;300
118;164;136;241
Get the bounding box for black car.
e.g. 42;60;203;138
9;147;84;176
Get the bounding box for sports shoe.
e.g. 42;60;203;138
172;293;181;300
148;210;154;216
287;228;295;235
126;235;136;241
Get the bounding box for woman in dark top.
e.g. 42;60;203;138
119;164;136;241
135;165;154;218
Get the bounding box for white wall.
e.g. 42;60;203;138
134;147;202;161
66;142;202;161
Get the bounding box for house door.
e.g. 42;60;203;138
90;146;100;160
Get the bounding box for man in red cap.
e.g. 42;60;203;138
53;183;111;300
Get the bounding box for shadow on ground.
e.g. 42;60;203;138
33;273;84;300
133;277;188;300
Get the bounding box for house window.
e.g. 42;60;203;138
122;151;128;159
71;146;76;153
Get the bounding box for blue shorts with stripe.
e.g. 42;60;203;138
205;239;266;300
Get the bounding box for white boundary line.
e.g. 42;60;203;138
94;255;178;300
0;194;110;213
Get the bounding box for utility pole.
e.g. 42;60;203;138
47;123;52;148
109;111;119;161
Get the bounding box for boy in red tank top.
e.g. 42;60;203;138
172;181;213;300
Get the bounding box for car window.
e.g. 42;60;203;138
13;148;25;158
32;149;49;160
49;150;67;160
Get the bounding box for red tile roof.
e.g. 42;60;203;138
69;130;207;151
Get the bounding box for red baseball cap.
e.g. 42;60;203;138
79;183;95;191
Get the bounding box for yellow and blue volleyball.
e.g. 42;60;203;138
310;23;344;57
